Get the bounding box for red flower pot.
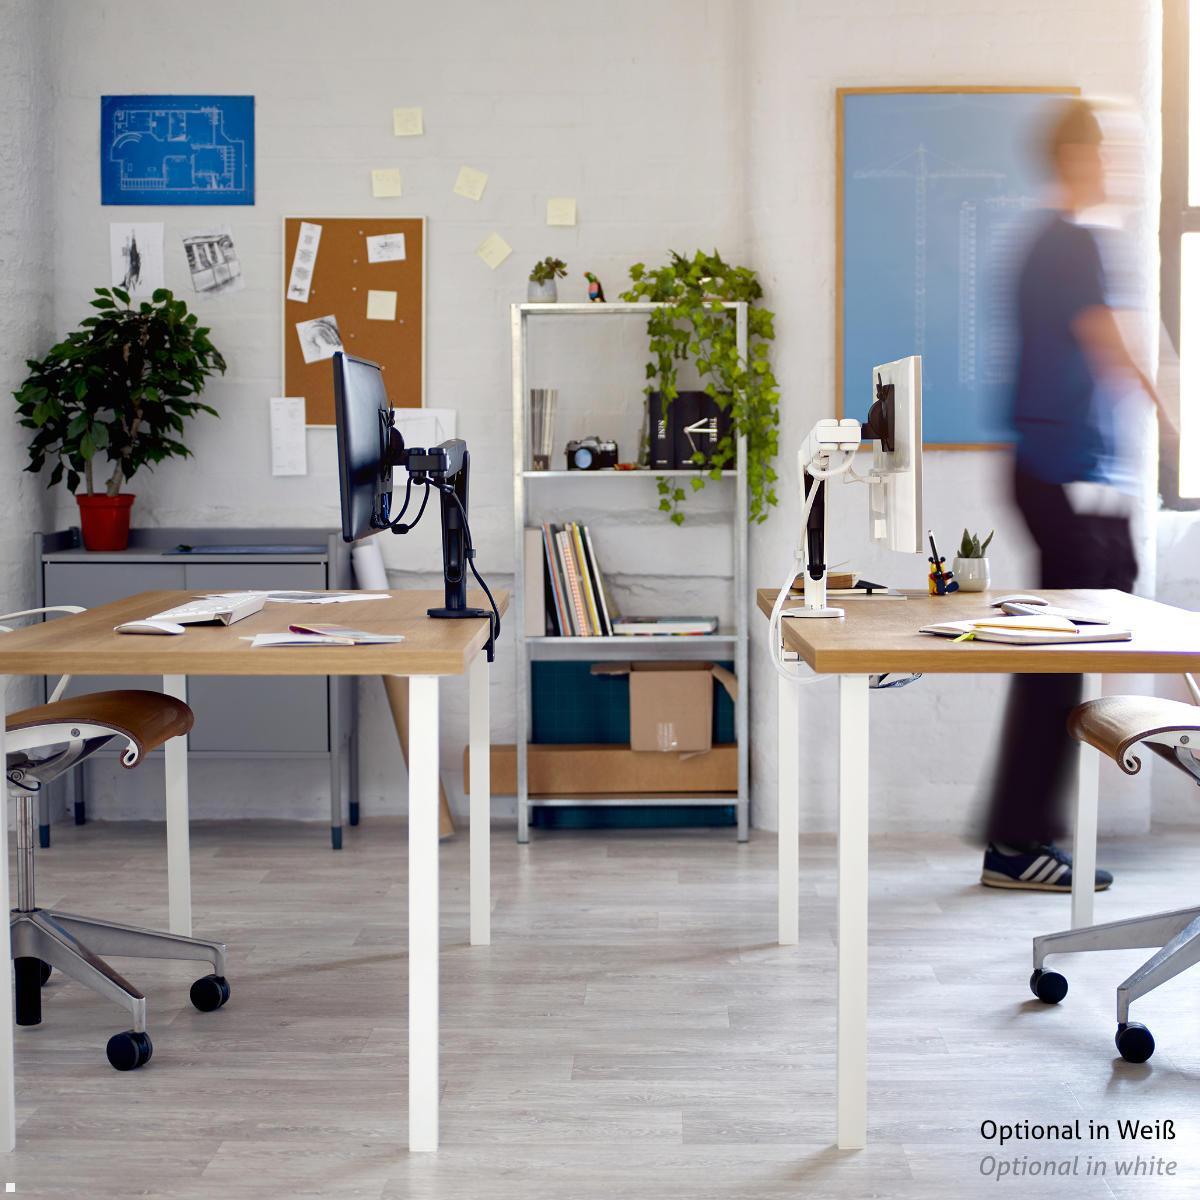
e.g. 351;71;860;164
76;493;135;551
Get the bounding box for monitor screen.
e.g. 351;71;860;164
332;352;393;542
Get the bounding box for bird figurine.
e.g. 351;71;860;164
584;271;606;303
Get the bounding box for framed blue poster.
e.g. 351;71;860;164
101;95;255;206
837;87;1075;447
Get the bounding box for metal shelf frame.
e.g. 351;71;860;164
510;301;750;843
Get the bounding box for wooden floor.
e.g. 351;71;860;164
7;819;1200;1199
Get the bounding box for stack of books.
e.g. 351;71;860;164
530;522;615;637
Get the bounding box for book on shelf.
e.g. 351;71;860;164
610;615;720;637
528;521;616;637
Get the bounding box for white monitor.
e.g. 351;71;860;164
867;355;923;554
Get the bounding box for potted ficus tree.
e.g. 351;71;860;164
14;287;225;550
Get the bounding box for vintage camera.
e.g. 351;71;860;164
565;436;619;471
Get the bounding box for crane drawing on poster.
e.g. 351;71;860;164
101;95;255;206
840;90;1068;445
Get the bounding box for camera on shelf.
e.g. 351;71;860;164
565;436;619;471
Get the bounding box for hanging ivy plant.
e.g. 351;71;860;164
621;249;780;524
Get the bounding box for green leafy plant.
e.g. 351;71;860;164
14;287;225;496
620;249;779;524
529;256;568;285
958;528;995;559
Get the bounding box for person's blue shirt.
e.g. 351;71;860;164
1011;212;1120;486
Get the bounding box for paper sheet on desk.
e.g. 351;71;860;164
206;591;390;605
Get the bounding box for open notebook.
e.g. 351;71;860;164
920;613;1132;646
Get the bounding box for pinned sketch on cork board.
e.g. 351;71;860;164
282;216;425;425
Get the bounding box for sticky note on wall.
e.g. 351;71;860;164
547;197;577;226
366;290;397;321
371;168;404;198
476;232;512;270
392;107;423;136
454;166;489;201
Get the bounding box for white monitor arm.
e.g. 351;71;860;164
793;418;862;618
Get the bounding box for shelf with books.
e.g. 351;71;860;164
511;301;750;844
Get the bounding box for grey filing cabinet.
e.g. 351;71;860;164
34;527;359;849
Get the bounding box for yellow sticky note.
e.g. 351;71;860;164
366;290;397;321
546;197;577;227
476;232;512;271
371;168;403;198
392;107;423;136
454;165;489;201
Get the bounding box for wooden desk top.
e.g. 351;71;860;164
756;588;1200;675
0;590;508;678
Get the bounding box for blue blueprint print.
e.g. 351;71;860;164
101;95;255;205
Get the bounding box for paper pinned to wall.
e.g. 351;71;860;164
183;226;243;296
366;232;406;263
109;222;165;298
371;168;404;198
392;107;423;136
269;397;307;476
286;221;322;302
366;289;397;321
453;165;489;201
546;197;577;227
295;314;343;364
476;232;512;270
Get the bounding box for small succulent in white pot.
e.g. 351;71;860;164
954;528;994;592
527;256;567;303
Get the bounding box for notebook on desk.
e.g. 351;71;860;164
920;613;1133;646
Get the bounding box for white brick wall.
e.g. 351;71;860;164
2;0;1167;835
0;0;54;711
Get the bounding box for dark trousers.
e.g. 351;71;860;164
984;467;1138;846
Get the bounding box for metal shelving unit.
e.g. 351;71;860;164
511;301;750;842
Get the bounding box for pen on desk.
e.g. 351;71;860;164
927;530;941;567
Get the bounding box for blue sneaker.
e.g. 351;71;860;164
981;842;1113;892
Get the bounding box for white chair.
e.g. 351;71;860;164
1029;674;1200;1063
2;607;230;1070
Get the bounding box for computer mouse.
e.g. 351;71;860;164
991;593;1048;608
114;619;186;635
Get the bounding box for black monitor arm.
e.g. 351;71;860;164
381;422;496;659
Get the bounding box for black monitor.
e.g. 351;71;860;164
330;352;496;646
332;352;394;542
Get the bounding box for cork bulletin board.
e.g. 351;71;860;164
282;216;425;425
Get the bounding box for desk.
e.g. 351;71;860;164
0;588;505;1154
758;587;1200;1151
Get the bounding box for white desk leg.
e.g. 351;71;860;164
1071;673;1102;930
0;679;16;1151
777;674;801;946
163;675;192;938
468;653;491;947
407;675;440;1152
837;674;870;1151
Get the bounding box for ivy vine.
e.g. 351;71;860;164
620;249;780;524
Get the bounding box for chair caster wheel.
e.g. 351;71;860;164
38;960;51;987
107;1030;153;1071
1030;969;1068;1004
189;974;231;1013
1115;1022;1155;1064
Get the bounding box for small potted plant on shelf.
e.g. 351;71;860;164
14;287;225;551
528;256;567;303
954;527;994;591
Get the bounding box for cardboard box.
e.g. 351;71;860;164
591;661;738;753
464;743;737;796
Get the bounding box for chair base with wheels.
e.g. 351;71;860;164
6;690;231;1070
1028;692;1200;1063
